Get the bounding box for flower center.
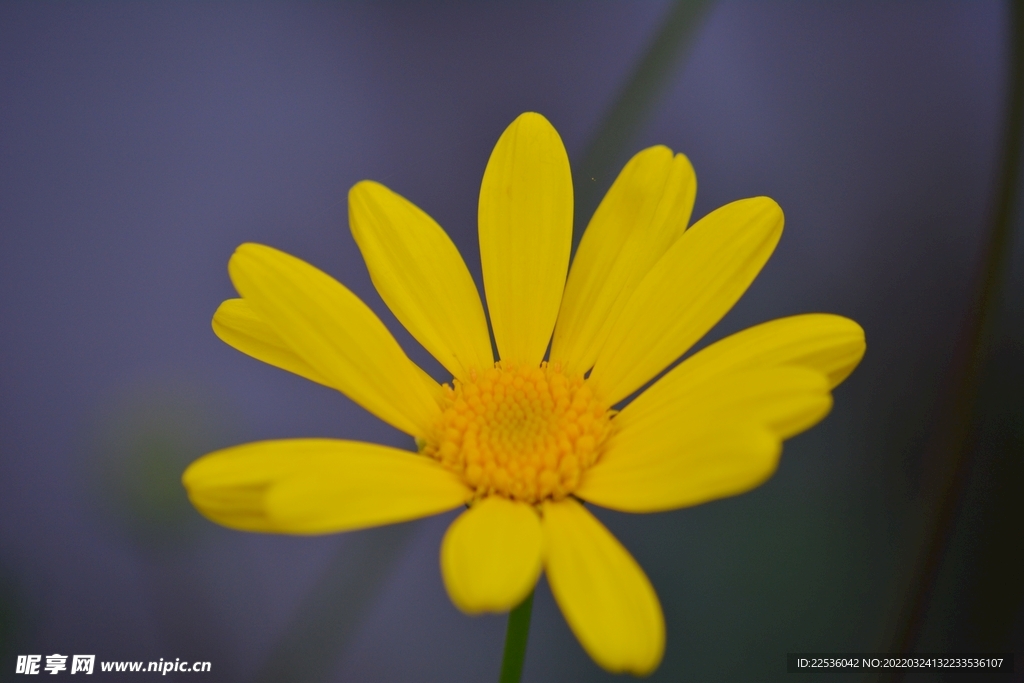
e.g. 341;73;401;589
421;362;612;503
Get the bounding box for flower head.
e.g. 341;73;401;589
183;113;865;675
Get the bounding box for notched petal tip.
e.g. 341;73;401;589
588;192;787;405
551;144;699;376
210;298;337;388
181;447;278;533
650;143;674;155
184;439;470;536
828;316;867;386
227;242;286;292
348;176;493;380
347;179;398;219
230;240;271;261
737;195;784;227
224;241;443;436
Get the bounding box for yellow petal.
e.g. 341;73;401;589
349;181;493;380
213;298;441;402
668;313;866;390
479;112;572;366
183;439;470;534
551;147;696;375
576;425;781;513
542;499;664;675
440;496;543;614
588;197;784;405
212;298;335;387
228;243;441;437
616;366;833;441
577;367;830;513
182;438;320;532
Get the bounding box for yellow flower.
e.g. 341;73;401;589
183;113;865;675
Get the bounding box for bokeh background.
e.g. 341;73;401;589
1;2;1022;681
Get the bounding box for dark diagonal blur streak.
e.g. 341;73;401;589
885;1;1024;677
571;0;713;254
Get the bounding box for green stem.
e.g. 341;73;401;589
498;590;534;683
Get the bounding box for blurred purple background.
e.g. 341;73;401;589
1;2;1020;681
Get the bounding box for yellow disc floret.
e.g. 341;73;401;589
421;362;612;503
